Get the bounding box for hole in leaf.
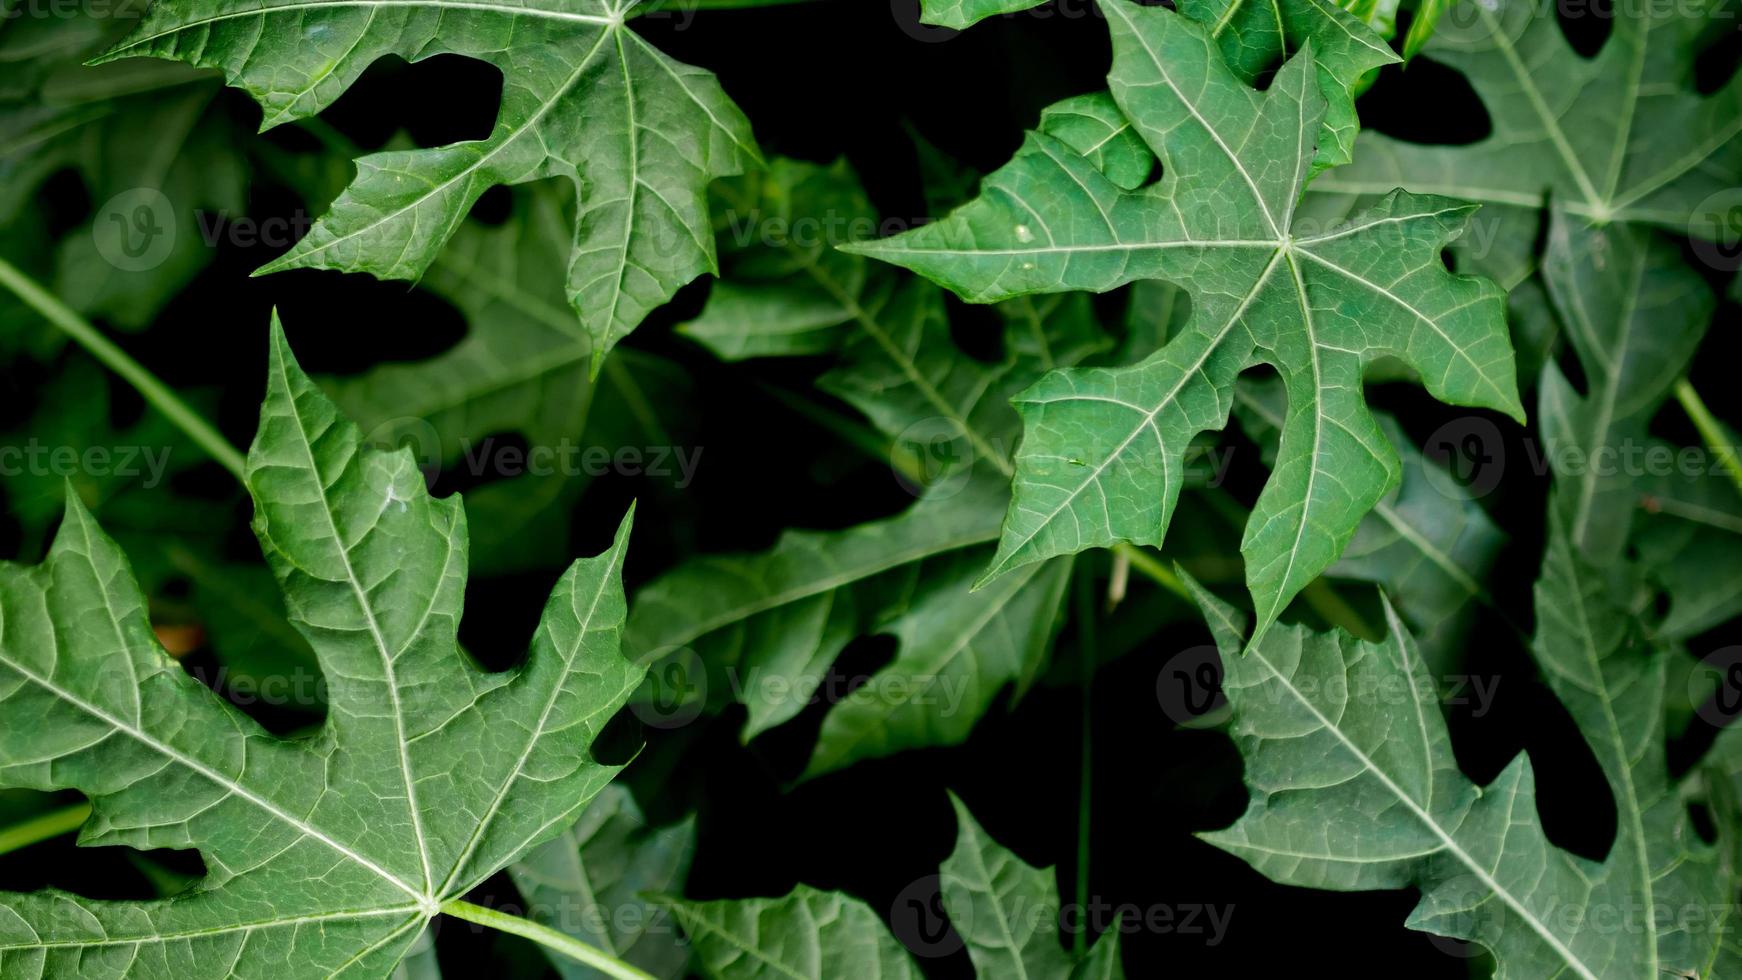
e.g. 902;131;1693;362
467;185;513;226
318;54;503;150
1696;24;1742;93
1555;0;1613;59
945;293;1007;363
1360;58;1492;145
40;168;90;240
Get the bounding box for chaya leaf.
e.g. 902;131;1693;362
1634;451;1742;642
96;0;761;368
663;793;1122;979
1185;514;1738;979
848;0;1522;646
0;317;642;976
1539;208;1713;565
0;2;245;332
509;785;695;980
634;158;1099;778
1232;376;1503;664
1311;0;1742;287
326;183;691;575
916;0;1397;172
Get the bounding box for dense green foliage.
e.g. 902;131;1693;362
0;0;1738;976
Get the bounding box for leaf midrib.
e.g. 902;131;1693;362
1244;638;1601;980
274;349;437;901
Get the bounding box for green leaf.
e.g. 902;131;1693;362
665;794;1121;979
327;183;690;575
0;317;642;976
1539;209;1714;564
1311;0;1742;284
1185;513;1738;979
919;0;1397;172
940;793;1122;979
1232;378;1503;662
509;785;695;980
98;0;761;366
849;0;1520;644
1633;452;1742;642
666;885;922;980
0;4;244;330
636;158;1101;774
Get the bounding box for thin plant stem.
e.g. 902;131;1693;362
1071;563;1097;958
0;803;92;856
441;899;657;980
0;258;246;481
1674;378;1742;498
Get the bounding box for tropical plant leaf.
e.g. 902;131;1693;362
1185;515;1739;979
664;793;1122;979
97;0;761;366
918;0;1398;171
631;158;1106;775
1232;377;1503;662
0;318;642;977
1310;0;1742;287
0;3;244;332
326;183;691;575
509;785;695;980
1538;209;1714;564
849;0;1521;644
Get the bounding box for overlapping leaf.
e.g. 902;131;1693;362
1187;515;1740;978
1232;377;1503;663
664;793;1122;979
0;320;642;977
917;0;1399;172
510;785;695;980
629;158;1110;777
325;183;692;574
98;0;761;365
0;3;244;334
850;0;1521;643
1310;0;1742;287
1539;208;1713;564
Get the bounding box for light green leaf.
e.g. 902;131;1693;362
940;793;1122;979
0;5;244;330
850;1;1520;644
1232;378;1503;662
1539;209;1713;564
327;183;690;574
1312;0;1742;284
640;158;1098;772
919;0;1398;172
509;786;695;980
666;885;921;980
1186;513;1738;979
665;795;1121;979
0;317;642;977
98;0;760;365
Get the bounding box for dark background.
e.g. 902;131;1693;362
3;0;1740;976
